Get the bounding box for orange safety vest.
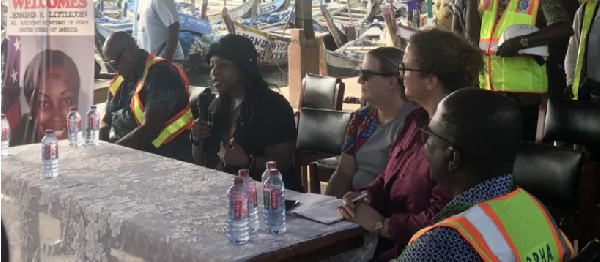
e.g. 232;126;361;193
108;54;193;148
403;188;573;262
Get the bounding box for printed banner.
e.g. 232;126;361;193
2;0;95;146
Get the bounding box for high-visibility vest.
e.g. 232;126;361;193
108;54;193;148
402;188;574;262
572;0;599;100
478;0;548;93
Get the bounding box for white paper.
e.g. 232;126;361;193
288;193;345;224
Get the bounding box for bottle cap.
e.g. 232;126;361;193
266;161;276;169
70;106;77;111
233;176;244;183
90;105;97;109
238;169;249;177
268;169;279;175
45;129;54;134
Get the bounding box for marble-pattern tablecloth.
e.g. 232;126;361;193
1;141;376;262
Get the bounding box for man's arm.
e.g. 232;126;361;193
465;0;481;45
100;92;113;141
116;104;170;151
520;0;574;48
154;0;180;60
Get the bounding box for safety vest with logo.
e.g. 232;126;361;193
404;188;573;262
108;54;193;148
478;0;548;93
572;0;599;100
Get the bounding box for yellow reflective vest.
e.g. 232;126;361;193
108;54;193;148
572;0;599;99
478;0;548;93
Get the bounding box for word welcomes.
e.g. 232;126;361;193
12;0;88;9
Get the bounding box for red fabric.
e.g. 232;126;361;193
361;107;452;261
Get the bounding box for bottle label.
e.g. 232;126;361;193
251;188;257;208
234;198;243;219
1;127;7;141
264;190;279;210
87;115;99;131
43;144;58;159
68;118;81;133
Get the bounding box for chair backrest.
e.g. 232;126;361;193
513;142;584;210
543;99;600;148
299;74;345;111
296;108;352;154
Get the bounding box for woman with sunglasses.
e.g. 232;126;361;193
325;47;415;198
338;29;484;262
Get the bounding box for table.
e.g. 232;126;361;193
1;141;375;262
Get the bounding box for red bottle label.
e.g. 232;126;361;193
234;198;243;219
251;188;258;207
88;116;95;130
43;144;58;159
270;190;278;210
68;119;81;132
1;128;7;140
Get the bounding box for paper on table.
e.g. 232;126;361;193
289;193;344;224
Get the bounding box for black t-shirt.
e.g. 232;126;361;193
203;89;302;191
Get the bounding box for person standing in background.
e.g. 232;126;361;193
136;0;184;63
565;0;600;101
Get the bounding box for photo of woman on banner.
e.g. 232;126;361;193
10;49;80;146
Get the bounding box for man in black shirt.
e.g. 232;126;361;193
191;35;302;192
101;32;193;163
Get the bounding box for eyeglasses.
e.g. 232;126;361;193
105;47;127;68
419;127;453;146
360;69;397;81
398;62;423;77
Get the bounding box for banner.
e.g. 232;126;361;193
2;0;95;146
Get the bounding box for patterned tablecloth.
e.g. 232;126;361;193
1;141;376;262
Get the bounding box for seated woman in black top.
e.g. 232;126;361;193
191;34;302;192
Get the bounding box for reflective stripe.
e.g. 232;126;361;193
109;76;124;97
527;193;573;260
131;56;164;125
572;0;598;100
464;205;517;261
152;108;193;147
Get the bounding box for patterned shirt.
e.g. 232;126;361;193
396;174;516;262
342;105;379;155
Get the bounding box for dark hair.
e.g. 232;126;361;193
23;49;80;104
367;47;406;97
408;29;484;93
440;88;523;167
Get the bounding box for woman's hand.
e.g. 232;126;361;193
218;138;248;166
338;191;371;220
352;203;384;233
191;119;212;140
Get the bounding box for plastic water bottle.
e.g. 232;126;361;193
239;169;259;233
263;169;286;234
261;161;278;183
41;130;59;179
1;114;10;156
227;176;250;244
67;107;83;148
85;106;100;146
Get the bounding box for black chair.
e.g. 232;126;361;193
295;108;352;193
299;74;345;111
513;142;598;247
573;238;600;262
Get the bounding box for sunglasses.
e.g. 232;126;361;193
398;61;423;77
360;69;398;81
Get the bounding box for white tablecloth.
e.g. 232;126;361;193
1;141;375;262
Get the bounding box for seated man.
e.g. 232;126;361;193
100;31;193;163
396;88;573;261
